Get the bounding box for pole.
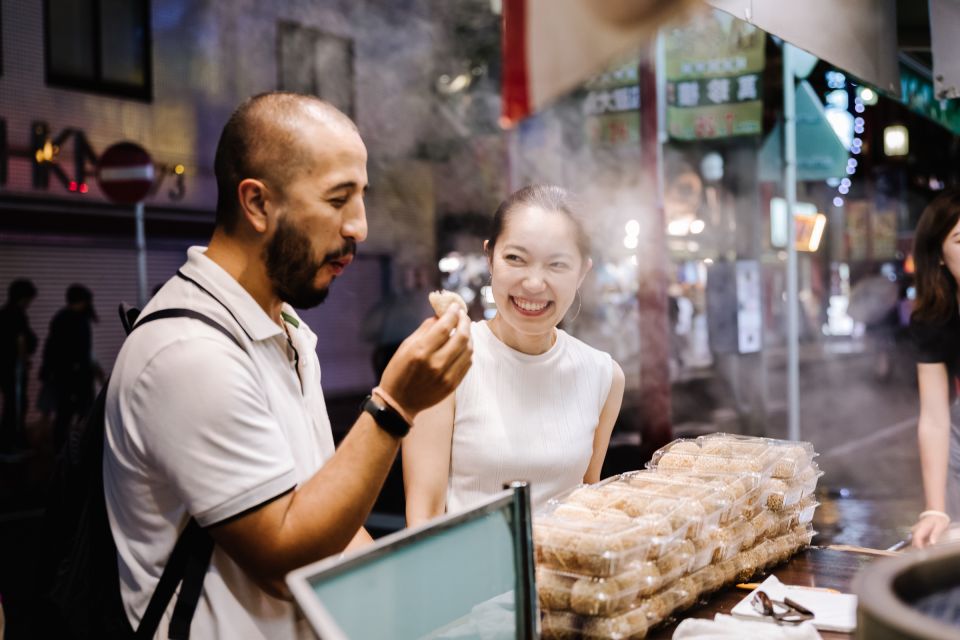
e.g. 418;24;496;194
783;44;801;441
135;201;148;307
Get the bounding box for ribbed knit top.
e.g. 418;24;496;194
447;320;615;513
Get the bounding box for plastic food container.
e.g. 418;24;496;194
649;438;778;479
542;607;651;640
552;482;697;545
797;461;824;498
697;433;817;480
534;501;688;576
536;563;664;617
640;469;762;525
782;496;818;529
761;477;803;510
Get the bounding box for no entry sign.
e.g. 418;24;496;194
97;142;155;204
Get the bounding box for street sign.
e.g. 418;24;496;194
97;142;154;204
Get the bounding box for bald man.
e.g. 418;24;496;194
103;93;472;638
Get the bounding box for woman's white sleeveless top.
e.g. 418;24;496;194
447;321;614;513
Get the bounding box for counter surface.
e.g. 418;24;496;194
648;546;876;639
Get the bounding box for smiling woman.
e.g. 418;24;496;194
402;185;626;524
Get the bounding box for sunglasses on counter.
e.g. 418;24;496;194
751;589;816;625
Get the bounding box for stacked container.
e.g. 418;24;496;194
536;434;822;640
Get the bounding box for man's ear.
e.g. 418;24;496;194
237;178;271;234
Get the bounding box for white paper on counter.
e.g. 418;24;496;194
729;574;858;633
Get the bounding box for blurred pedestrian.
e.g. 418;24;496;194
0;279;38;453
39;284;102;454
909;190;960;547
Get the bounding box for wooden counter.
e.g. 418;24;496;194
649;547;877;639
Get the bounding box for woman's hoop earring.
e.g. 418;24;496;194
565;289;582;323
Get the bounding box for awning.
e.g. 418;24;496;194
501;0;699;124
706;0;900;97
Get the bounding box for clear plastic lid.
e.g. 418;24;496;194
618;470;734;526
551;481;697;544
537;562;664;617
542;606;651;640
783;496;819;528
797;461;824;498
697;433;817;479
689;563;728;595
534;501;688;576
646;469;763;524
709;516;758;562
761;477;804;510
649;438;778;478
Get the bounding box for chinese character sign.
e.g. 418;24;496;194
665;10;766;140
582;60;641;146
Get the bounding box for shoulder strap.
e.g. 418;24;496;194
175;270;253;342
134;308;242;350
134;520;211;640
124;308;238;639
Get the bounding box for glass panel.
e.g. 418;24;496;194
47;0;94;79
98;0;146;86
308;508;517;639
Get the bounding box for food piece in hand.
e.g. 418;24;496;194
428;289;468;316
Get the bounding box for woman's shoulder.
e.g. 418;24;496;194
909;314;960;360
559;330;614;364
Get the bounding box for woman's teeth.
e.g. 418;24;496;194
513;297;548;312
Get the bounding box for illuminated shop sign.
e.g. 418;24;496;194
0;118;186;201
665;10;765;140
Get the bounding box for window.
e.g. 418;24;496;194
44;0;151;100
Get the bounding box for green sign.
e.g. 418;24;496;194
665;10;766;140
899;63;960;136
582;60;641;147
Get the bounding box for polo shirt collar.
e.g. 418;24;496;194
181;246;284;342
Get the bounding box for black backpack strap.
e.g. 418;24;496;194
168;525;216;640
134;308;243;350
124;308;239;638
134;520;211;640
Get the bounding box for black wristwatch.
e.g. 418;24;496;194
360;394;411;438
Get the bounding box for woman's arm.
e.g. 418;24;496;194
913;362;953;547
402;392;456;527
583;361;626;484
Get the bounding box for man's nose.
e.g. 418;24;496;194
343;199;368;243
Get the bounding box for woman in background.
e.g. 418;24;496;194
910;190;960;547
403;185;625;525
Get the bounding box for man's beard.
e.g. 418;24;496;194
264;217;355;309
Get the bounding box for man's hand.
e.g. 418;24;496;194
911;512;951;548
379;306;472;418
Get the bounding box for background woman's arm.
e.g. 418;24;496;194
913;362;953;547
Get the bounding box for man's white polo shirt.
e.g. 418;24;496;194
104;246;335;639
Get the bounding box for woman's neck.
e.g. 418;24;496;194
487;315;557;355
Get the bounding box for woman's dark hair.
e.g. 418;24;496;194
486;185;591;259
912;190;960;323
